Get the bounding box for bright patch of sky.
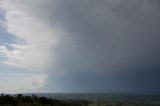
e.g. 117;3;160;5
0;10;17;44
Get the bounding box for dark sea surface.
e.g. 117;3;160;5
21;93;160;103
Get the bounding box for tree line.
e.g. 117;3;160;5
0;94;88;106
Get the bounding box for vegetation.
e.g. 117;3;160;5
0;94;159;106
0;94;88;106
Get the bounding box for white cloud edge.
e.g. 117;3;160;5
0;0;55;93
0;0;56;71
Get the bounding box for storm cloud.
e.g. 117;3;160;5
0;0;160;93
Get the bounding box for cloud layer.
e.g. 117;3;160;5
0;0;160;93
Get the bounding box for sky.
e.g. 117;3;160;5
0;0;160;94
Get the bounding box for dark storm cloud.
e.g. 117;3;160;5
18;0;160;93
46;0;160;73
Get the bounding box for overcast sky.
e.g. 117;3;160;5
0;0;160;94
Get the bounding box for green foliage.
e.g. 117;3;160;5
0;94;88;106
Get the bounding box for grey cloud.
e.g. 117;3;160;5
5;0;160;93
46;0;160;73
